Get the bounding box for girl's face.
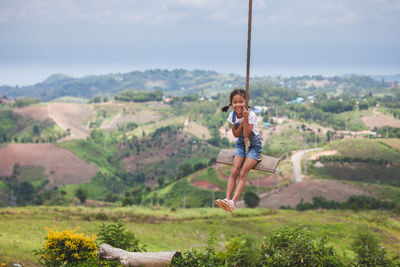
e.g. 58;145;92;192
231;94;245;115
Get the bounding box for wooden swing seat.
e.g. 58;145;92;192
216;149;280;173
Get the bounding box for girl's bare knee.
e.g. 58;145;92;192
231;167;240;177
238;170;249;180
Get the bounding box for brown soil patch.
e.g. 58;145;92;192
184;119;211;139
258;179;371;209
362;109;400;129
12;105;50;121
102;111;161;131
12;103;95;140
0;144;98;189
192;180;221;190
48;103;95;140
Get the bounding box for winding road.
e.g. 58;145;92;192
291;148;321;182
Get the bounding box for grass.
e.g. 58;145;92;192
50;96;89;104
344;181;400;203
379;138;400;151
326;139;400;164
334;109;369;131
262;124;320;158
0;206;399;266
128;116;186;138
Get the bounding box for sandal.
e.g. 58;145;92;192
215;199;235;213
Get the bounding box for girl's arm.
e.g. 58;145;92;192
231;122;243;138
231;110;254;138
242;109;253;138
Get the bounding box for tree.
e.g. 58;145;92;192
157;176;165;188
244;191;260;208
33;125;40;135
75;188;88;203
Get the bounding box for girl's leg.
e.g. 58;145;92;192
232;157;258;205
226;156;245;200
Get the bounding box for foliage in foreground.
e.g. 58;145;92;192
35;222;145;266
31;219;400;266
171;226;400;267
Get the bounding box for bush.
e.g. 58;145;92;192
35;227;97;266
224;234;259;266
171;230;224;266
260;226;344;267
351;225;400;267
97;222;146;252
244;191;260;208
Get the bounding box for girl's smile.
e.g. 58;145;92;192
232;94;245;116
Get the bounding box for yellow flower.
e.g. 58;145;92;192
1;263;6;267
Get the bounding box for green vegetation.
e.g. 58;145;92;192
115;89;163;102
1;207;400;266
294;195;396;212
310;139;400;187
0;110;69;144
50;96;89;103
14;97;39;108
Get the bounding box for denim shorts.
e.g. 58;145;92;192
233;135;262;161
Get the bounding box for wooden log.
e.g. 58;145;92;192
98;243;181;267
216;149;280;173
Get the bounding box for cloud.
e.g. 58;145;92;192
0;0;398;29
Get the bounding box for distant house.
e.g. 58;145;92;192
263;122;271;128
163;97;173;103
253;108;262;115
289;97;305;104
254;105;269;112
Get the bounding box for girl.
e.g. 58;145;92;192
216;89;262;213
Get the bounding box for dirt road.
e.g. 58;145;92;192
291;148;321;182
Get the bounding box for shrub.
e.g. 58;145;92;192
351;225;400;267
244;191;260;208
260;226;344;267
35;227;97;266
97;222;146;252
224;234;260;266
171;230;224;266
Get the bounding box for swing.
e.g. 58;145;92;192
216;0;280;173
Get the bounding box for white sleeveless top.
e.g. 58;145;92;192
227;111;260;136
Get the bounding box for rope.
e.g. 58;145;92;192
245;0;252;109
245;0;253;154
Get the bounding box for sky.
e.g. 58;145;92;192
0;0;399;86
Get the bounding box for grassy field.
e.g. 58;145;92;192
334;109;369;131
325;139;400;163
129;116;186;138
50;97;89;104
0;206;399;266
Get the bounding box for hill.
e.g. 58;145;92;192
308;139;400;187
0;69;242;101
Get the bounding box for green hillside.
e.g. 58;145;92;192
309;139;400;187
0;110;68;143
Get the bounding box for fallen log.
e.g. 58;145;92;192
98;243;181;267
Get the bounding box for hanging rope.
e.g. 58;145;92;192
245;0;253;154
245;0;253;109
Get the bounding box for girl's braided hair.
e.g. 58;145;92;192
221;88;247;112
